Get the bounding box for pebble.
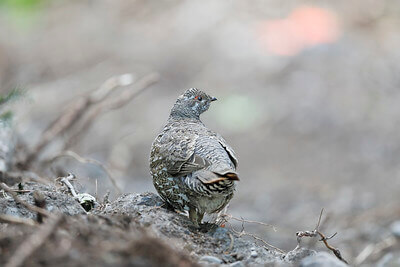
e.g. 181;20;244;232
390;221;400;237
229;261;245;267
300;252;347;267
250;250;258;258
199;255;223;264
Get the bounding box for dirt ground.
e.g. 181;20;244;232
0;175;326;266
1;0;400;266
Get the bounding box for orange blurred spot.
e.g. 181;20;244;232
257;6;340;56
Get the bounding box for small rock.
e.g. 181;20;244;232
222;254;235;263
390;221;400;237
250;250;258;258
199;255;223;264
284;248;315;263
229;261;245;267
300;252;347;267
376;253;393;267
231;253;244;261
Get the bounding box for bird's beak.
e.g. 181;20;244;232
210;97;217;102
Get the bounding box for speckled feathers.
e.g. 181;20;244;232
150;88;239;226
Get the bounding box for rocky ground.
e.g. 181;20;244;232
2;1;400;265
0;172;349;266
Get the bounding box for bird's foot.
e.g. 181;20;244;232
160;201;175;211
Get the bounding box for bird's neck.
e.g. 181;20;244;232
168;112;202;123
169;107;201;122
169;114;202;123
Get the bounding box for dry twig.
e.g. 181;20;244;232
0;183;52;218
64;72;159;149
294;209;348;264
5;214;63;267
23;73;140;167
10;189;32;193
51;150;121;194
219;213;283;253
57;173;96;212
58;173;78;197
0;214;36;226
354;236;397;265
224;214;277;232
227;220;285;253
1;171;50;185
33;191;46;223
224;232;235;253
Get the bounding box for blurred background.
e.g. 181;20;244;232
1;0;400;264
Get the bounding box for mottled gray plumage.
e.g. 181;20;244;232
150;88;239;227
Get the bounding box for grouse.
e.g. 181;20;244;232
150;88;239;227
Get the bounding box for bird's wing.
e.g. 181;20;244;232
152;125;237;179
168;152;211;177
210;132;238;169
154;129;209;177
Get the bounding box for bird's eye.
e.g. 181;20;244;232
195;96;202;101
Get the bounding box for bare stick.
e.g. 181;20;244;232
64;72;159;148
101;72;160;110
315;208;324;230
0;183;52;218
227;221;285;253
33;191;46;223
23;74;135;167
89;74;135;103
10;189;32;193
59;173;78;198
224;232;234;253
95;179;98;200
5;215;63;267
295;209;348;264
51;151;121;194
0;171;50;186
225;214;277;232
218;212;283;253
317;231;347;264
0;214;36;226
354;236;397;265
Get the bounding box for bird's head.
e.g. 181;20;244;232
170;88;217;120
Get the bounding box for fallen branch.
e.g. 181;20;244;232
224;232;234;253
64;72;159;149
0;214;36;226
354;236;397;265
50;150;121;194
226;220;285;253
58;173;96;212
10;189;32;193
23;73;136;168
294;209;348;264
57;173;78;197
219;212;283;253
0;171;51;187
223;214;277;232
0;183;52;218
5;214;63;267
33;191;46;223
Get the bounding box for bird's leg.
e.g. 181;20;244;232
189;208;199;227
160;201;175;211
189;208;203;228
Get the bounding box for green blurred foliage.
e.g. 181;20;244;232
213;94;263;132
0;0;44;10
0;88;24;106
0;0;46;28
0;88;24;123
